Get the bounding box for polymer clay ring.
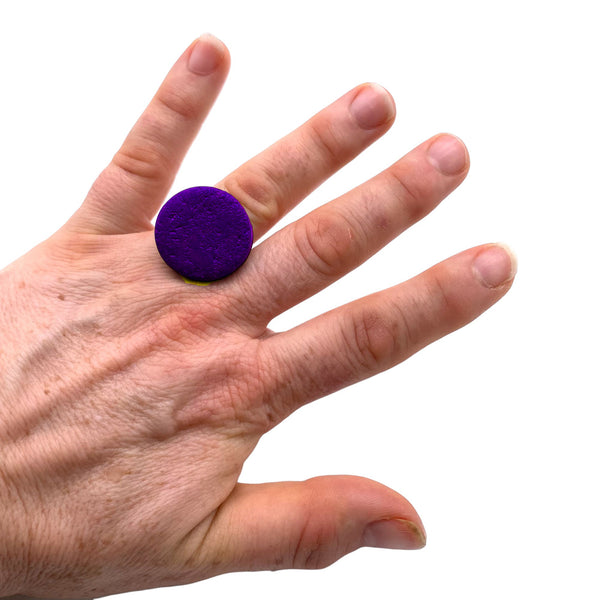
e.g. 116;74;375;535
154;186;253;282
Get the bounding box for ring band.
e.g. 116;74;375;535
154;186;253;282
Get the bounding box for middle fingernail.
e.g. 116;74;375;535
350;84;395;130
427;134;468;175
188;34;226;75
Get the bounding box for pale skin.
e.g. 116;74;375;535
0;35;516;599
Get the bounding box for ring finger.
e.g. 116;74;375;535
236;133;470;325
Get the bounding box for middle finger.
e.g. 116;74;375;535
217;83;395;240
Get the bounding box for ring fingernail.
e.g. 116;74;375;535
350;83;395;130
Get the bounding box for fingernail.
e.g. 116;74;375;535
188;34;226;75
350;83;395;130
427;134;468;175
362;518;426;550
473;244;518;288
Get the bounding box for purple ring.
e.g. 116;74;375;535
154;186;253;282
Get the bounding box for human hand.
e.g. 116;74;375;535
0;34;516;599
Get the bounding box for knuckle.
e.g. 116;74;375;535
155;86;199;122
289;480;348;571
136;299;220;359
149;299;225;348
429;272;455;313
306;119;343;168
170;337;277;435
391;296;418;355
111;141;171;185
425;270;465;327
385;163;430;222
294;542;338;571
222;167;281;230
150;308;196;348
344;304;399;372
294;210;356;278
225;343;282;433
292;523;338;571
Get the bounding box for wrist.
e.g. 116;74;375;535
2;597;93;600
2;596;93;600
0;551;22;598
0;492;27;599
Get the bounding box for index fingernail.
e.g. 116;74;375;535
188;34;226;75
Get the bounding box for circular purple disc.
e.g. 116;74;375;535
154;186;253;282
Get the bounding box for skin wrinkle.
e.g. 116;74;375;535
355;182;395;234
304;118;345;172
87;168;158;232
222;166;285;231
227;233;297;327
173;502;226;576
390;294;417;358
346;302;399;373
154;85;202;126
383;160;432;224
266;331;347;417
197;346;273;435
297;208;357;280
233;341;283;433
110;141;174;187
251;344;300;426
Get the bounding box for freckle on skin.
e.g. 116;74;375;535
57;293;65;301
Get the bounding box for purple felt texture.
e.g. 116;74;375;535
154;186;253;282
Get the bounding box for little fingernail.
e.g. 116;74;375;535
427;134;468;175
362;518;426;550
350;83;395;130
188;34;226;75
473;244;518;288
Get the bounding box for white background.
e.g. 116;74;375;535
1;1;598;598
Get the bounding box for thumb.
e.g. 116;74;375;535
194;475;426;575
